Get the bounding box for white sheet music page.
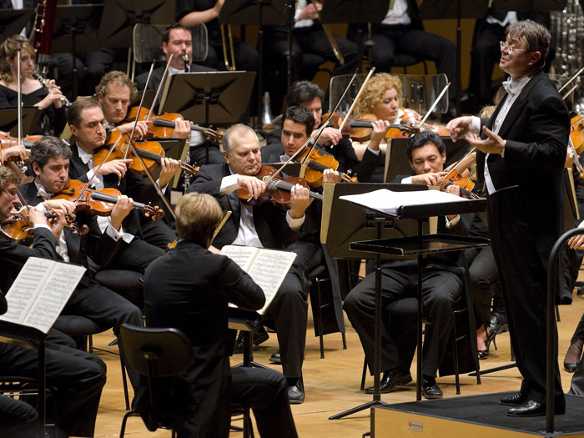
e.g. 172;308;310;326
340;189;468;216
221;246;296;315
0;258;85;334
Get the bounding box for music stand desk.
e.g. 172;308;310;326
330;195;488;423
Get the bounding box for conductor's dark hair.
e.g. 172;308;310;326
282;106;315;136
30;136;72;169
406;131;446;162
286;81;324;108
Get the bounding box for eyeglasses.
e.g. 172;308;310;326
499;40;526;55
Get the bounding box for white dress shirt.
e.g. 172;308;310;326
470;75;532;194
382;0;411;26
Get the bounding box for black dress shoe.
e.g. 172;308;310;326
500;392;527;405
365;369;412;394
507;399;565;417
564;339;583;373
422;376;443;400
270;352;281;364
287;385;305;404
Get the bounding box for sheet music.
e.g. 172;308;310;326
221;246;296;315
340;189;469;216
247;249;296;314
0;258;85;334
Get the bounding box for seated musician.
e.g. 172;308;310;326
344;132;491;399
132;23;223;165
350;73;424;182
0;35;67;136
189;124;312;404
68;96;179;250
0;165;106;437
264;82;385;182
17;136;143;336
140;192;298;438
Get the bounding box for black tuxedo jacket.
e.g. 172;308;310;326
477;71;569;249
0;226;58;292
135;63;214;92
140;240;264;434
189;164;300;249
19;181;121;271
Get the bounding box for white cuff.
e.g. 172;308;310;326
286;210;305;230
400;176;413;184
367;147;381;156
445;214;461;229
470;116;481;134
220;174;240;194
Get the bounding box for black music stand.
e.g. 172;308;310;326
0;8;33;44
324;184;488;424
50;5;104;99
219;0;287;126
0;107;42;136
159;71;256;125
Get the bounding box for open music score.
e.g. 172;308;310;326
0;258;85;334
220;245;296;314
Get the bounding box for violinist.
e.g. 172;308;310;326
132;24;223;165
67;96;178;250
189;124;312;404
96;71;191;141
0;165;107;438
344;132;497;399
0;35;67;136
17;136;143;331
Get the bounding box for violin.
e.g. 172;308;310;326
1;205;60;241
323;112;421;142
439;151;477;193
297;147;355;187
571;114;584;155
52;179;165;222
127;106;224;143
99;130;199;176
237;165;323;205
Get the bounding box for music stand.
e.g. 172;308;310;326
319;0;387;23
324;184;488;424
49;5;104;99
159;71;256;126
0;8;33;44
0;107;42;136
219;0;287;127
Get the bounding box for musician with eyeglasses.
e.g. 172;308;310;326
447;20;570;417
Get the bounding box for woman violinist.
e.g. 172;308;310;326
0;35;67;136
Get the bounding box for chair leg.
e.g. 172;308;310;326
360;358;367;391
341;330;347;350
88;335;93;354
119;410;132;438
119;355;130;411
243;407;254;438
452;326;461;395
315;279;326;359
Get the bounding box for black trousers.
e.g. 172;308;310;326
466;246;499;327
112;237;165;274
488;190;564;405
0;341;106;437
344;263;462;377
366;24;458;97
140;220;177;251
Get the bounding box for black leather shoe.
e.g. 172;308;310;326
507;400;565;417
270;352;281;364
365;369;412;394
500;392;527;406
287;385;305;404
422;376;443;400
564;339;583;373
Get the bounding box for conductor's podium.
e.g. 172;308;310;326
372;392;584;438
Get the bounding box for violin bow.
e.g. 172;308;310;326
123;60;178;220
146;54;174;122
265;70;361;185
418;82;450;129
559;65;584;95
338;67;376;132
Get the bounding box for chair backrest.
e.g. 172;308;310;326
328;73;449;116
132;23;209;65
119;324;193;378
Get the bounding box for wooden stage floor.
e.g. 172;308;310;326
92;294;584;437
